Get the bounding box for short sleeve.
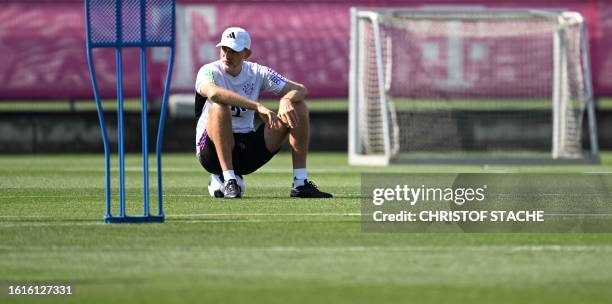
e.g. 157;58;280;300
260;66;288;94
195;64;219;94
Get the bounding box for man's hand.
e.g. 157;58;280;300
257;103;282;129
277;98;299;128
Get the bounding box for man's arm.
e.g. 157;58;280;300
278;80;308;103
277;80;308;128
199;83;281;128
199;82;260;110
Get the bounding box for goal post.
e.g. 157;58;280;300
348;7;599;165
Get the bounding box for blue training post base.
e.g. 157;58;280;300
105;215;165;224
85;0;176;224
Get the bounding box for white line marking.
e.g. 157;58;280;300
170;213;361;217
0;194;361;199
0;213;361;219
0;244;610;253
4;212;612;221
0;194;211;199
55;167;355;174
584;172;612;174
0;215;61;218
0;195;100;199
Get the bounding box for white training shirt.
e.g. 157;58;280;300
195;60;287;152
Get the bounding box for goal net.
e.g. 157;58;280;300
349;8;599;165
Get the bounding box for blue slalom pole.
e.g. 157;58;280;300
116;47;126;218
85;46;111;221
156;47;175;217
140;0;150;217
156;0;176;218
114;0;125;218
141;46;150;216
86;0;174;223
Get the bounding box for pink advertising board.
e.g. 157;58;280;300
0;0;610;99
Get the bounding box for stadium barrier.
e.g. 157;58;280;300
2;109;612;153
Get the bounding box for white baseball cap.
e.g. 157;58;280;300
216;27;251;52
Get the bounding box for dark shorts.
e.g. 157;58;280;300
197;124;278;175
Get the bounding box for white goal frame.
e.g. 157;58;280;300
348;7;599;165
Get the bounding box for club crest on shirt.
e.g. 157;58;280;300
242;82;254;95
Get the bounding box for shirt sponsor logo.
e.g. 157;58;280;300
267;67;287;86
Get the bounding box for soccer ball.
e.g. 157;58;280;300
208;174;245;197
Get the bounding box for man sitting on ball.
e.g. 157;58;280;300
195;27;333;199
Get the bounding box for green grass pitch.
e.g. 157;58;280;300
1;152;612;303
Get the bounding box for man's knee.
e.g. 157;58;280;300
208;101;231;118
206;102;232;132
264;125;289;152
206;102;234;147
292;100;309;119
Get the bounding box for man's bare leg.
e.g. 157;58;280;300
264;100;309;167
206;102;234;171
264;100;332;198
206;102;241;198
288;100;309;169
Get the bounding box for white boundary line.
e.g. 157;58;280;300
55;167;351;173
0;213;362;227
170;213;361;217
5;212;612;219
0;213;361;219
0;244;610;253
